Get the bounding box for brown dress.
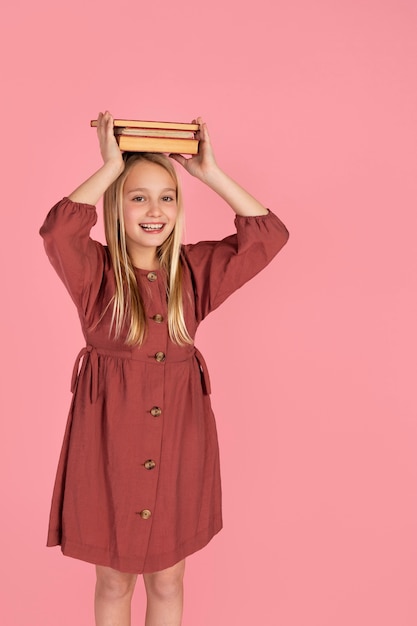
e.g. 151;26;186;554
40;197;289;573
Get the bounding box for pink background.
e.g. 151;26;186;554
2;0;416;624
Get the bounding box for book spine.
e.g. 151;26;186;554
117;136;199;155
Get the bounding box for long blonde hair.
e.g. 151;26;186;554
103;153;192;346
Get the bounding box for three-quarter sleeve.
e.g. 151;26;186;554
182;210;289;322
39;197;108;318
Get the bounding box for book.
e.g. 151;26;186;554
115;135;199;154
91;119;199;131
114;128;195;139
90;119;200;154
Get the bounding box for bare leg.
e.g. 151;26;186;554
95;565;138;626
143;559;185;626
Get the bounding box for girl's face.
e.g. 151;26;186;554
122;160;178;267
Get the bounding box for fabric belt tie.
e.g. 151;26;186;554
71;345;99;403
71;344;211;404
194;347;211;395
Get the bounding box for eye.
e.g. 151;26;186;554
162;196;174;202
132;196;145;202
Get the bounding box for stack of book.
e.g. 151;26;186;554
90;119;200;154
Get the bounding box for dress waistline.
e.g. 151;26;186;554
70;344;211;403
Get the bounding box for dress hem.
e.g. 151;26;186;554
47;518;223;574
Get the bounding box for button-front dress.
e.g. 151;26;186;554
40;197;289;574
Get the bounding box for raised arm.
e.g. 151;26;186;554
68;111;125;205
170;117;268;217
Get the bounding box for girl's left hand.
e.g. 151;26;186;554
170;117;219;182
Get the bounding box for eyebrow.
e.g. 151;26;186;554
127;187;176;193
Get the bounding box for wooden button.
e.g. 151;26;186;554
144;459;156;470
155;352;165;362
152;314;164;323
150;406;162;417
137;509;152;520
147;272;157;282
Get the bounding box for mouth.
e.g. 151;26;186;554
140;223;166;234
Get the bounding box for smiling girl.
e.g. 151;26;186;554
40;111;289;626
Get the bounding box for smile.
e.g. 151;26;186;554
140;223;165;233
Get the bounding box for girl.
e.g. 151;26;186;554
40;111;289;626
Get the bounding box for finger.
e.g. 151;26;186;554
193;117;208;142
200;122;211;144
194;126;203;142
96;112;104;135
169;154;188;168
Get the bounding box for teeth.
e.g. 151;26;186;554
141;224;164;230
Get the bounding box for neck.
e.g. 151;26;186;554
128;246;160;271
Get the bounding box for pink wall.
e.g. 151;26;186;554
2;0;416;624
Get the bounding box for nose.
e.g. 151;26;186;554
146;200;162;217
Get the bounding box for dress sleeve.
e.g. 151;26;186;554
182;209;289;322
39;197;108;318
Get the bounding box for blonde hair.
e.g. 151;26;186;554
103;153;192;346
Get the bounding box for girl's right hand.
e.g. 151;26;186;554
96;111;124;170
67;111;124;204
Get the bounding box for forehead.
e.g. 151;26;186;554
124;160;176;191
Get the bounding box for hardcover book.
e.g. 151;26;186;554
91;119;200;154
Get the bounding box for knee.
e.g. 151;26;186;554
95;565;137;602
144;560;185;601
